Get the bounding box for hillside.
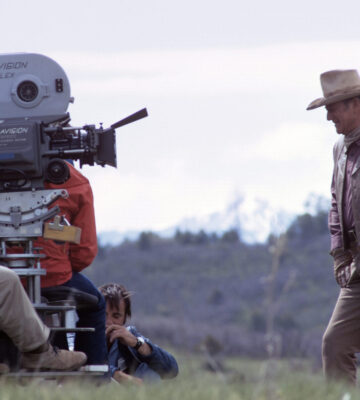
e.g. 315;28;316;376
85;209;337;362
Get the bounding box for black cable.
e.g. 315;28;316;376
0;168;28;189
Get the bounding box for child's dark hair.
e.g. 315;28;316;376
98;283;132;321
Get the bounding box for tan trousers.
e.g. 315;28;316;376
0;266;49;352
322;282;360;384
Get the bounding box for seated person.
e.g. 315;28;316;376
7;161;106;365
0;266;86;372
35;161;107;365
99;283;179;384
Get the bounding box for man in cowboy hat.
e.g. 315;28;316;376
307;69;360;383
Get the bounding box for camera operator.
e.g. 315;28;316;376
34;160;107;365
6;154;107;365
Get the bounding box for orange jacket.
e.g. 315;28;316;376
35;162;98;287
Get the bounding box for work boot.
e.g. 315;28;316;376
21;344;87;371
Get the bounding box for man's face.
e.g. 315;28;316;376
105;300;126;328
326;100;360;135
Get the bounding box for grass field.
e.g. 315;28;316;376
0;352;358;400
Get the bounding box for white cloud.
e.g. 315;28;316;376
253;122;335;162
50;41;360;98
82;165;234;231
42;42;360;233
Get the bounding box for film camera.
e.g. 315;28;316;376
0;54;148;374
0;53;147;191
0;53;147;241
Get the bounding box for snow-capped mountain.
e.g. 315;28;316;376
98;196;299;246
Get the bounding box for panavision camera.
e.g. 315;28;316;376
0;53;147;191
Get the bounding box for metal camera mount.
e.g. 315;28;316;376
0;53;148;379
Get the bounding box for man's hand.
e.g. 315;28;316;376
335;264;352;288
106;325;153;356
106;324;137;347
113;370;143;386
331;247;353;288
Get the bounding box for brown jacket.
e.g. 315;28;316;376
329;136;360;250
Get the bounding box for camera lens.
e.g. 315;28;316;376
17;80;39;102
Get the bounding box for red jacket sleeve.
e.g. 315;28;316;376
45;163;98;273
68;180;98;272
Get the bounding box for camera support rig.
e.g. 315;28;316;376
0;189;67;303
0;53;148;379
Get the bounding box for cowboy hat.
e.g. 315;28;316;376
307;69;360;110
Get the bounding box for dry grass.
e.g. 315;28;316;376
0;353;359;400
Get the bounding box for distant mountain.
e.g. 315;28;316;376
173;199;295;243
98;196;299;246
98;230;140;246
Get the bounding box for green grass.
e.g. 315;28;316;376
0;353;359;400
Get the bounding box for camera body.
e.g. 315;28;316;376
0;53;147;191
0;54;148;315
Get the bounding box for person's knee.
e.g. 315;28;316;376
0;266;19;287
322;328;345;360
97;291;105;311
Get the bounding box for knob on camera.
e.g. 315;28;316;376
45;159;70;184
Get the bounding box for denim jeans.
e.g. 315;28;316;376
62;272;107;365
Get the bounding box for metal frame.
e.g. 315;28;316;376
0;189;107;378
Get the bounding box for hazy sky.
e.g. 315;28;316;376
2;0;360;234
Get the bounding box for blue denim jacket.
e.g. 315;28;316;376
108;326;179;382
